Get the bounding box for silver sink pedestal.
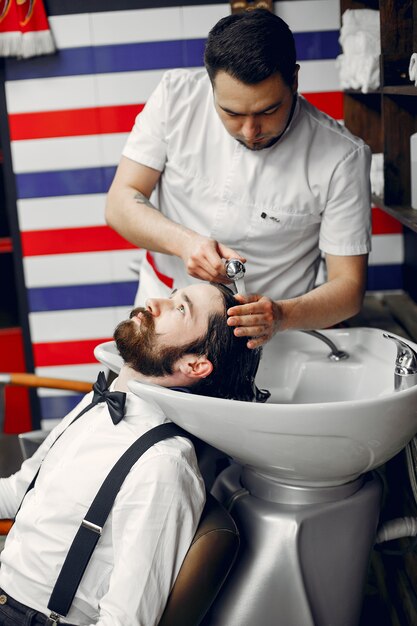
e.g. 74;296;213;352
208;464;382;626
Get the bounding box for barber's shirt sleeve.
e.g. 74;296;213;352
122;71;171;172
95;445;205;626
319;143;372;256
0;392;95;518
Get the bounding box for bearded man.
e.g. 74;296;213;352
0;283;261;626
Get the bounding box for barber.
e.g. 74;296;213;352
106;9;371;349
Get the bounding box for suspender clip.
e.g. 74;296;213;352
46;612;62;625
82;519;102;535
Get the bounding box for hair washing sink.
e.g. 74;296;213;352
95;327;417;626
94;327;417;488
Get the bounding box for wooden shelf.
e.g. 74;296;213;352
344;89;381;95
372;195;417;233
342;0;417;212
382;86;417;96
342;87;417;96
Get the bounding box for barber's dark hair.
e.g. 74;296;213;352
204;9;296;86
183;283;268;403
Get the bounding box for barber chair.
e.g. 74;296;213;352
0;373;240;626
159;492;239;625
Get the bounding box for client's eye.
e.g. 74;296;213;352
177;304;186;314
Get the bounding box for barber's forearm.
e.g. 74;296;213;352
277;276;364;331
105;185;195;257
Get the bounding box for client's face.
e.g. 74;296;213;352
114;284;224;377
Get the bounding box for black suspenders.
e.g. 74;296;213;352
18;416;185;624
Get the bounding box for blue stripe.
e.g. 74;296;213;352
40;393;85;421
5;31;339;81
28;281;137;312
5;40;200;81
16;166;116;199
295;31;340;61
367;265;403;291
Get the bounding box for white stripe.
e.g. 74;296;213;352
48;14;91;48
96;70;165;107
5;70;165;114
5;74;96;114
17;194;106;231
275;0;340;32
298;60;341;92
91;8;182;45
181;4;229;38
29;306;130;343
11;133;128;173
35;363;102;383
49;8;184;48
23;249;142;288
369;234;404;266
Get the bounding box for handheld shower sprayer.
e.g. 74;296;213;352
225;259;246;281
225;259;246;294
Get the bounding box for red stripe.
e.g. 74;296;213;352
21;225;136;257
34;337;112;367
372;206;403;235
8;104;144;141
9;95;341;141
302;92;343;119
146;251;174;289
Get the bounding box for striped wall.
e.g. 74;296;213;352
1;0;403;425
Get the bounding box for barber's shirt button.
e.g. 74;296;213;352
0;595;7;604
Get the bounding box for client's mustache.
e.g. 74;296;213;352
129;307;154;331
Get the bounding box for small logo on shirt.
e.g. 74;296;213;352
260;212;280;223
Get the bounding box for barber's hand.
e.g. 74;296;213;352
180;234;245;283
227;294;282;349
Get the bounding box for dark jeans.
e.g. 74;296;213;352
0;589;76;626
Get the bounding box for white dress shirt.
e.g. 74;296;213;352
122;68;372;305
0;385;205;626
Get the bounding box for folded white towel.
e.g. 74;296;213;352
337;8;381;93
340;8;380;32
341;31;380;57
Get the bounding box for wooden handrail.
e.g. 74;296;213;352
7;373;93;394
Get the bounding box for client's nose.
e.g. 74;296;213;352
145;297;169;317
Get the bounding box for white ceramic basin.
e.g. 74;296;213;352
94;328;417;487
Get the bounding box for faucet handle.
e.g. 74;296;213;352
383;333;417;374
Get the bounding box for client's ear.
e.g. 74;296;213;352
177;354;213;381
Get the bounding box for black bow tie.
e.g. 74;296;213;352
92;371;127;425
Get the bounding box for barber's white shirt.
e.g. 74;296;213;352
0;386;205;626
123;69;372;305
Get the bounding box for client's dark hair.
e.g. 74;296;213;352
204;9;297;86
184;283;267;402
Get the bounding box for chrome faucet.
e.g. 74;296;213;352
383;333;417;391
301;330;349;361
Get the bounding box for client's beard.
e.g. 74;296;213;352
114;307;196;378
